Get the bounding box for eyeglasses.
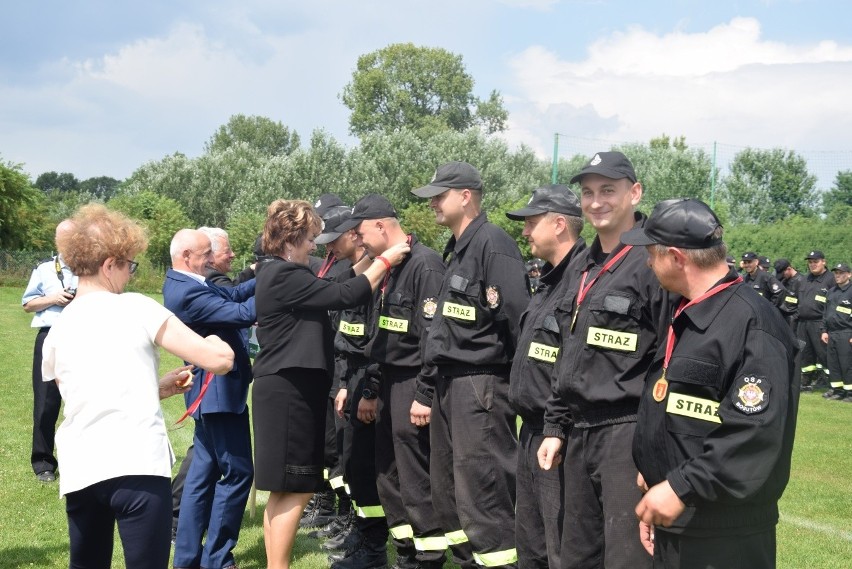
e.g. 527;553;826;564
125;260;139;274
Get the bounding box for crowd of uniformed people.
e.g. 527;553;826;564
26;152;850;569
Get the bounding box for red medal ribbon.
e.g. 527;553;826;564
317;252;336;279
662;276;743;372
571;245;633;330
175;371;214;424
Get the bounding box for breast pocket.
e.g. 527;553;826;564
664;356;722;439
585;292;643;358
441;273;481;328
527;314;561;367
379;292;414;337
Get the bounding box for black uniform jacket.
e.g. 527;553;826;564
424;212;530;370
509;238;586;425
543;213;673;436
779;271;804;323
253;257;372;379
633;272;799;536
743;270;788;314
799;270;836;321
365;236;445;407
822;282;852;333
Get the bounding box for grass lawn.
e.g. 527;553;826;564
0;285;850;567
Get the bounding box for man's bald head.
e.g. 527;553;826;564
170;229;213;276
55;219;74;242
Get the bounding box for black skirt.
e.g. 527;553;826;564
252;367;333;492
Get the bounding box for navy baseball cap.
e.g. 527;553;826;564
831;262;850;273
570;151;637;185
314;194;344;217
805;250;825;260
742;252;759;261
336;194;398;232
774;258;791;275
506;184;582;220
621;198;723;249
412;161;483;198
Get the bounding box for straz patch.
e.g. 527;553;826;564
666;393;722;423
734;376;770;414
837;305;852;315
422;298;437;319
784;296;798;304
485;285;501;309
586;326;637;352
528;342;558;363
815;295;827;303
379;316;409;333
442;302;476;321
339;320;365;336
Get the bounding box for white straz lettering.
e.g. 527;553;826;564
586;327;637;352
815;295;827;303
528;342;558;363
666;393;722;423
339;321;364;336
442;302;476;321
837;306;852;315
379;316;409;333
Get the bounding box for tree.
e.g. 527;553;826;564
109;191;192;267
34;171;79;193
822;170;852;212
0;160;48;248
79;176;121;200
340;43;508;136
722;148;818;225
205;114;301;157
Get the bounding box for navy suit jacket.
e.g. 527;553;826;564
162;269;256;417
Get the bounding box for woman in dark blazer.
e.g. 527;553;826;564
252;199;408;569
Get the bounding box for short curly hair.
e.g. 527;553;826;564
57;203;148;276
262;199;322;257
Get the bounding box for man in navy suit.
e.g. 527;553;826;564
164;228;256;569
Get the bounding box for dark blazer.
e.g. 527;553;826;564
253;257;372;379
162;269;256;416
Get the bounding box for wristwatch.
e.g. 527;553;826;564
361;388;378;400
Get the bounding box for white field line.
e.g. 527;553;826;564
780;512;852;541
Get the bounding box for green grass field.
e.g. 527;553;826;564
0;285;850;568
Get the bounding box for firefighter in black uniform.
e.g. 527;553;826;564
799;250;836;392
624;198;799;569
337;194;447;569
774;258;804;333
412;161;529;569
821;263;852;401
505;185;586;569
538;151;670;569
740;252;787;312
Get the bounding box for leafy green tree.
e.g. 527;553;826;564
822;170;852;212
79;176;121;200
34;171;79;193
722;148;818;225
341;43;508;136
109;191;192;267
398;202;450;254
0;160;48;248
205;114;301;157
226;210;266;267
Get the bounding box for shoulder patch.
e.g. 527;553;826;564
422;297;437;319
485;285;501;309
733;375;771;415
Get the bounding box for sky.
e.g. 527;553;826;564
2;0;851;189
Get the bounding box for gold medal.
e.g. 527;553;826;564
653;369;668;402
570;308;579;332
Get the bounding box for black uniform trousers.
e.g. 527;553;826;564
560;422;651;569
798;319;829;380
345;363;388;542
375;367;445;565
515;423;563;569
653;527;775;569
827;329;852;390
431;371;518;569
32;327;61;475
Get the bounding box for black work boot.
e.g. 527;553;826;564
301;488;337;528
389;546;419;569
331;534;388;569
326;521;363;558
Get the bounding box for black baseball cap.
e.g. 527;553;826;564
805;250;825;260
315;205;353;245
759;256;771;269
774;258;791;275
506;184;582;220
411;161;483;198
336;194;398;232
570;151;637;185
314;194;344;217
621;198;723;249
742;252;759;261
831;262;850;273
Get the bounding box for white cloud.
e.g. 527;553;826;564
502;16;852;173
497;0;560;10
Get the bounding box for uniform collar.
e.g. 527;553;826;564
541;237;586;287
582;212;646;271
443;211;488;260
676;269;741;331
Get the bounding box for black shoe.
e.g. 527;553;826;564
829;389;846;400
301;489;337;528
331;540;388;569
823;389;835;399
800;384;813;392
326;525;361;557
310;515;346;539
36;470;56;483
